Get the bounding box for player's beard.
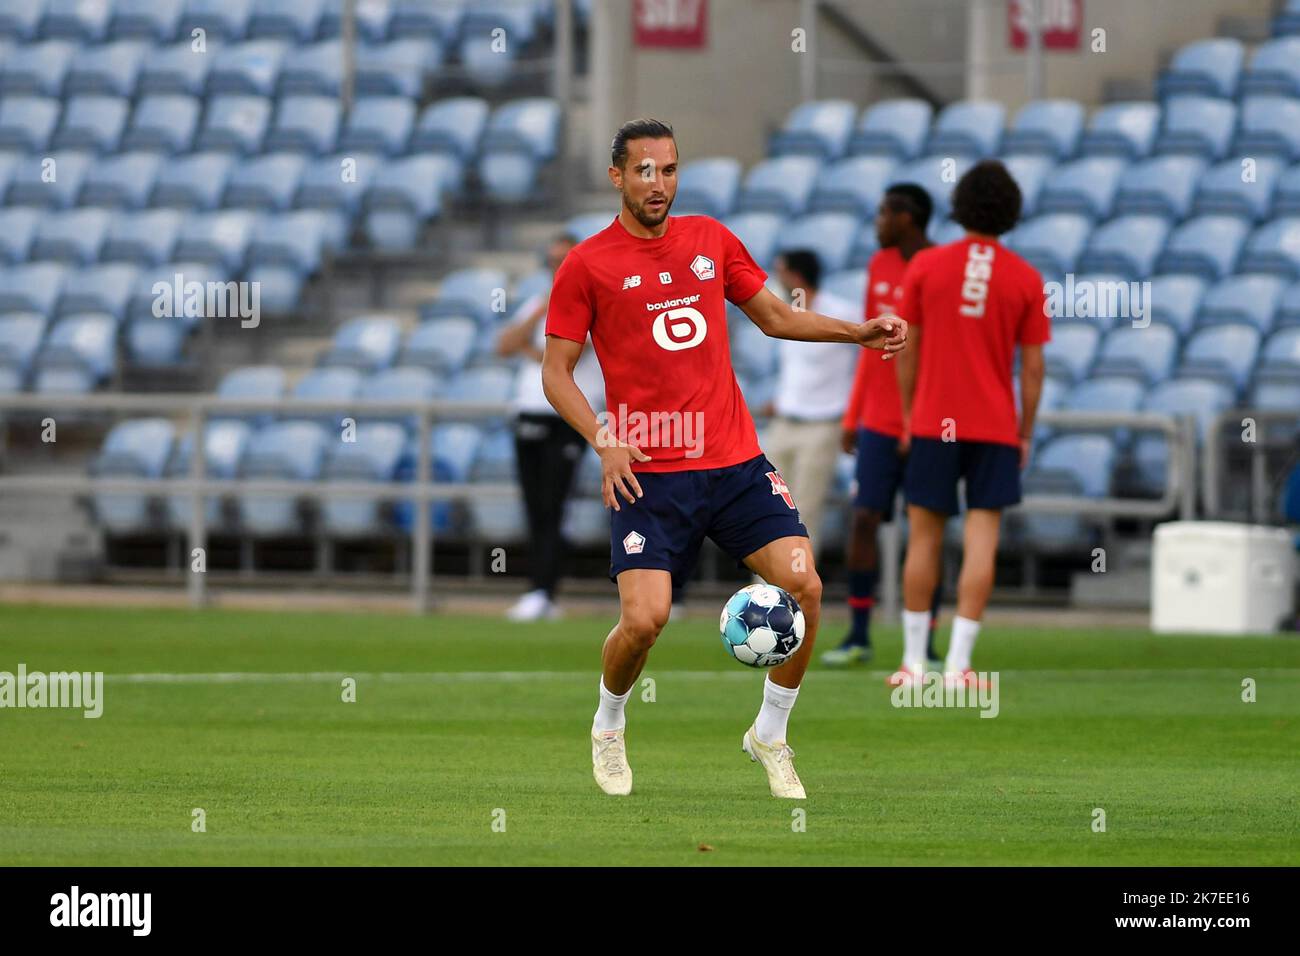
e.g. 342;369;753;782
624;190;672;229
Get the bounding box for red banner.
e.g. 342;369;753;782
634;0;708;49
1008;0;1083;51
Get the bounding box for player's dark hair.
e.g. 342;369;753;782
951;160;1022;236
778;249;822;290
884;183;934;231
611;118;675;168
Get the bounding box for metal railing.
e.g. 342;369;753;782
1202;408;1300;522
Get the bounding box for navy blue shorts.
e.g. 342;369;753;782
853;427;906;519
903;437;1021;516
609;454;809;588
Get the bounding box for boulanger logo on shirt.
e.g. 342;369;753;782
646;294;705;351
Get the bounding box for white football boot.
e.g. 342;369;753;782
742;724;806;799
592;728;632;795
506;589;561;622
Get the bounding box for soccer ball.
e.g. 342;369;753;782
719;583;806;667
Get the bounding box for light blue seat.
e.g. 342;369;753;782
774;212;859;273
321;315;403;372
196;95;272;153
1154;96;1236;160
460;0;540;46
291;365;363;430
925;100;1005;158
40;0;112;42
1064;375;1147;424
423;268;509;325
455;29;517;90
0;206;41;263
1047;272;1140;331
1002;99;1084;158
807;155;896;217
1158;38;1244;100
294;152;382;212
0;40;76;96
929;218;966;245
0;150;24;200
64;40;150;97
1000;154;1054;217
278;40;342;96
0;261;68;313
125;259;228;323
340;95;416;154
1156;215;1250;280
215;366;287;425
849;98;932;159
468;496;525;542
562;212;612;243
1240;37;1300;98
722;212;782;270
820;269;866;313
163;419;252;531
1146;274;1207;336
736;156;822;216
1115;155;1206;219
0;1;44;40
59;263;140;321
411;96;489;161
319;0;394;42
729;311;777;378
247;209;338;273
355;39;440;98
1080;101;1161;159
207;40;290;97
1242;217;1300;278
111;0;184;43
439;365;515;404
511;268;551;312
1177;323;1261;392
31;312;117;393
1233;96;1300;161
364;155;459;248
180;0;254;41
52;94;128;153
1272;163;1300;217
236;419;330;537
1004;213;1093;278
477;97;562;204
1021;433;1117;550
1196;274;1286;333
243;265;304;315
149;151;234;209
1278;280;1300;327
1132;378;1235;494
1194;155;1284;221
561;497;608;547
31;208;112;265
401;317;477;373
122;94;201;153
1043;323;1099;383
470;426;517;482
1092;324;1178;385
1035;155;1124;219
886;154;974;219
138;41;217;95
675;157;744;218
0;312;48;392
389;0;463;41
0;95;60;151
1078;215;1172;279
173;210;259;271
79;151;163;209
321;420;407;538
91;417;175;534
357;366;437;429
769;99;857;160
1259;327;1300;376
223;152;308;210
426;422;483;485
1275;0;1300;36
248;0;327;43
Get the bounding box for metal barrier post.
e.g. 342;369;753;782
412;408;431;614
187;402;207;607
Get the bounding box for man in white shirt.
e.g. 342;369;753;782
762;250;859;551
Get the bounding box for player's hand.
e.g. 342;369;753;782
595;426;650;511
854;316;908;358
840;428;856;454
1019;436;1032;470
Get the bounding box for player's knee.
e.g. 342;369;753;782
620;605;669;650
791;571;823;613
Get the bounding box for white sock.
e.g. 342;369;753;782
592;677;632;733
901;609;931;672
754;676;800;744
945;615;981;673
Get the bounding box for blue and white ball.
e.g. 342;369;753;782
719;583;806;667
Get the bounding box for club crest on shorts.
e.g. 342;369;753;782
623;531;646;555
765;471;796;509
690;254;715;281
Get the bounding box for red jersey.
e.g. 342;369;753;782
842;247;907;438
545;214;768;472
898;237;1050;448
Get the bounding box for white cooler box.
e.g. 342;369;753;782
1152;522;1296;634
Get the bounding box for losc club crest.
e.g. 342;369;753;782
623;531;646;555
690;254;715;281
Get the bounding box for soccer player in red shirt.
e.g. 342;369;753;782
542;119;907;798
823;183;943;669
893;160;1050;687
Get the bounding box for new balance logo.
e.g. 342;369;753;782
622;275;642;290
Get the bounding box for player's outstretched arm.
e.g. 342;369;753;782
737;287;907;357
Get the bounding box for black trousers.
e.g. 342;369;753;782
513;412;585;596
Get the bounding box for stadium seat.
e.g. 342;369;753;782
215;365;287;426
364;155;459;248
79;151;164;209
248;209;340;277
722;212;783;270
561;497;608;547
1272;162;1300;217
1078;215;1172;280
1000;154;1055;217
111;0;184;43
1157;38;1244;100
163;418;252;531
469;426;515;482
1132;378;1235;495
356;366;438;430
730;311;777;379
454;28;518;90
562;212;613;244
149;152;236;209
1092;324;1179;385
410;97;489;160
674;157;745;218
0;1;45;41
31;208;112;265
1259;327;1300;376
1115;155;1207;219
1035;156;1125;219
808;155;897;217
1278;280;1300;327
290;365;364;430
222;153;309;211
0;150;22;199
925;100;1005;158
769;99;857;160
64;40;150;97
355;39;440;98
1177;323;1261;392
1196;274;1286;333
248;0;327;43
51;95;128;153
928;218;966;245
1193;155;1284;222
30;312;117;393
1144;274;1207;337
207;40;291;97
0;261;68;314
1276;0;1300;36
820;269;867;312
340;95;416;155
91;417;175;534
736;156;822;216
0;96;61;151
0;312;48;392
0;40;76;96
1043;323;1100;384
1241;35;1300;101
400;317;477;374
263;95;341;156
320;420;407;538
125;259;229;323
196;95;272;153
138;41;217;96
173;210;260;271
439;365;515;404
476;97;562;204
1242;217;1300;278
1079;101;1161;159
1154;95;1236;160
886;154;974;219
1002;99;1085;159
849;98;933;159
468;496;525;542
1156;215;1250;281
58;263;140;320
236;420;330;537
775;212;859;273
389;0;463;42
278;39;342;96
121;94;201;153
1234;96;1300;161
1004;213;1094;278
320;315;403;372
319;0;395;42
1063;375;1147;424
1021;433;1117;551
1047;272;1147;331
180;0;254;42
423;268;509;326
295;152;382;212
0;207;41;263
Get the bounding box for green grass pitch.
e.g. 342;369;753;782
1;603;1297;866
